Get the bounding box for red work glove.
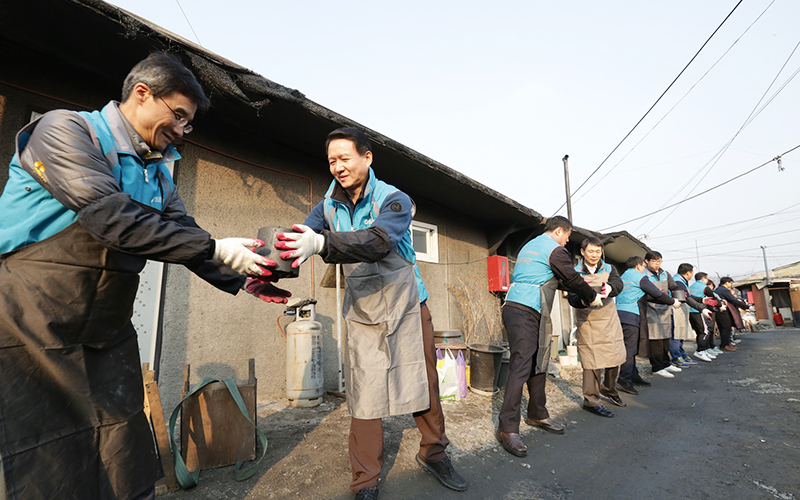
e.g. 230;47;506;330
245;276;292;304
600;282;612;299
275;224;324;268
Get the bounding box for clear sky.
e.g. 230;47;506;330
107;0;800;280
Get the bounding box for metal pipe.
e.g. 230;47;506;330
336;264;344;393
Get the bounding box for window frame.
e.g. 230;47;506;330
410;220;439;263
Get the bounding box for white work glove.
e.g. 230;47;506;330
275;224;325;268
720;304;727;312
672;300;682;309
600;282;612;299
212;238;268;276
589;294;603;308
702;309;712;321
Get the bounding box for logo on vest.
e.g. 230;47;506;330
390;202;402;212
151;196;163;206
34;161;47;183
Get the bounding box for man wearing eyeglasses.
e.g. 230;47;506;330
0;53;283;500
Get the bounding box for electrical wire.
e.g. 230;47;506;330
639;32;800;234
644;201;800;240
553;0;744;216
175;0;203;47
599;143;800;231
572;1;775;206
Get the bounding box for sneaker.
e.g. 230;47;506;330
665;365;682;373
732;339;741;344
682;356;698;365
654;369;675;378
693;351;712;362
711;347;722;355
671;360;690;369
703;349;717;359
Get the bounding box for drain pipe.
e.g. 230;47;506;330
336;264;344;393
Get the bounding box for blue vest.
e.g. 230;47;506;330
615;268;647;316
323;167;428;303
574;260;612;276
505;234;560;312
688;280;706;313
0;102;178;254
646;268;671;296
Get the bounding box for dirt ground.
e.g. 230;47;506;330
160;328;800;500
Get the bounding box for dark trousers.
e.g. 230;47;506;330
583;366;619;406
618;323;642;384
498;304;549;433
715;311;733;347
649;338;671;372
689;312;709;351
349;303;449;493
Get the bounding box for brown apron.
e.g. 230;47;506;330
574;272;626;369
342;251;429;419
645;279;672;340
0;222;158;500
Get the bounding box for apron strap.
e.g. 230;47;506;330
168;377;268;489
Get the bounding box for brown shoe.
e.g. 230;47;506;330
524;417;565;434
722;345;737;351
495;429;527;457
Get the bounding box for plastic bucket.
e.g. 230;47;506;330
468;343;506;395
256;226;300;279
496;342;510;388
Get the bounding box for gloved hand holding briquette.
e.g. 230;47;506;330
212;238;274;276
275;224;325;268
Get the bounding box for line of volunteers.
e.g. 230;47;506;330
496;218;752;457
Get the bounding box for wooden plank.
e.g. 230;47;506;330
145;380;180;492
180;381;257;470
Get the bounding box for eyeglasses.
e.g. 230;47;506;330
159;97;193;134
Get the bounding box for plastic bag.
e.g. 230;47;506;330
456;350;467;399
436;348;460;401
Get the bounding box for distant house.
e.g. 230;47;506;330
0;0;650;411
734;261;800;327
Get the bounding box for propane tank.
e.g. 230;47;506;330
285;299;324;407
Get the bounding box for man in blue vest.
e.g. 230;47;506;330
0;53;283;500
566;237;627;417
615;256;679;392
274;128;466;500
689;272;718;360
495;216;599;457
642;251;685;378
715;277;750;351
674;265;714;362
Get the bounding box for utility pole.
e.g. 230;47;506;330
761;245;775;328
695;240;700;268
562;155;573;222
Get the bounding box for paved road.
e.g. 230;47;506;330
380;328;800;500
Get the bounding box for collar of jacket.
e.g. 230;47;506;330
647;267;665;280
326;166;376;208
104;101;180;164
577;258;605;274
